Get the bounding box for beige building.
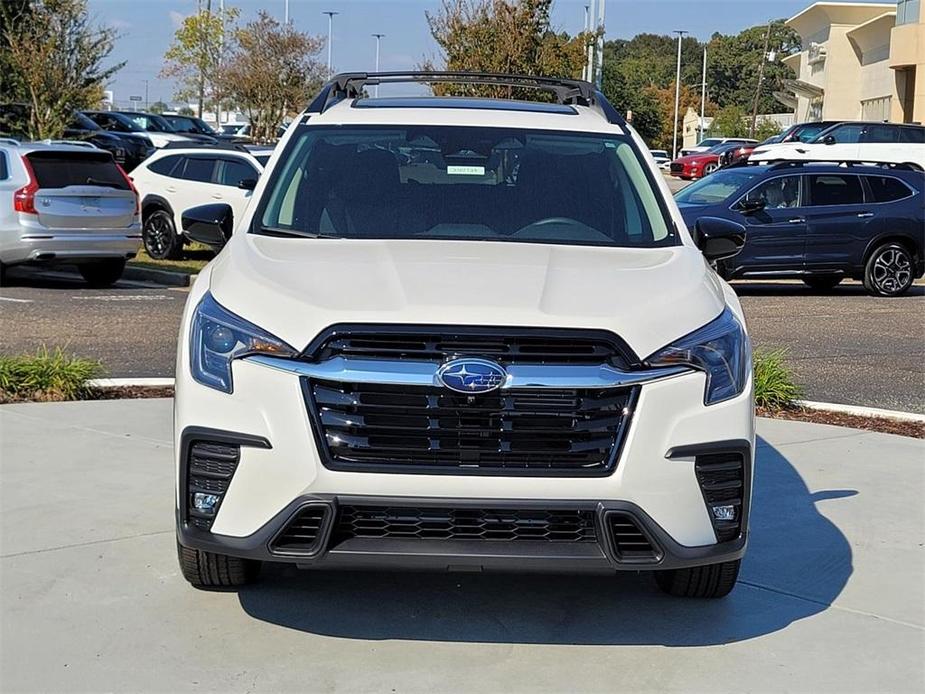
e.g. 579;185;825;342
781;1;925;123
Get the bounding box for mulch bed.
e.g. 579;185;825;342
758;406;924;439
86;386;175;400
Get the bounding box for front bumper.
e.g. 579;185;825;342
0;225;142;265
175;348;756;571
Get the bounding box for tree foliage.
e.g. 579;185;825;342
217;11;326;142
1;0;123;139
148;100;170;115
710;105;750;138
422;0;591;99
161;6;238;117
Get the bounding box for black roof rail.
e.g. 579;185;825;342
161;140;250;152
765;159;924;172
305;71;627;126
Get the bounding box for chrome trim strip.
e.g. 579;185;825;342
245;354;690;389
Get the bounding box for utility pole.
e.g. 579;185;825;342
582;4;590;81
699;46;707;142
284;0;289;25
751;21;773;137
144;80;149;111
372;34;385;95
197;0;211;119
596;0;605;88
323;11;339;72
671;30;687;159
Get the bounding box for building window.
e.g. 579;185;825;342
897;0;921;26
860;96;892;121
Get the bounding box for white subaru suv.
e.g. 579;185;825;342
175;73;754;598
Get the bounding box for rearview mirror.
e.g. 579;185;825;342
182;203;233;250
694;216;746;262
822;135;836;145
237;178;257;191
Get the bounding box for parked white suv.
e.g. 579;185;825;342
750;121;925;169
174;73;755;598
0;139;141;285
131;147;265;259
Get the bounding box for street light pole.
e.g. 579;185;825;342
144;80;149;111
699;45;707;142
372;34;385;96
672;30;687;160
585;0;595;84
323;11;339;72
596;0;605;88
284;0;289;25
582;4;589;81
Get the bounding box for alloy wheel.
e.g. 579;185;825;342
871;247;912;295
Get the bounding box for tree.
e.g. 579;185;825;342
178;106;195;116
1;0;123;139
422;0;591;100
148;100;170;115
218;11;326;142
754;117;782;141
161;4;238;117
711;105;750;138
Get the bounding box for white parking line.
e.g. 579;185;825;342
71;295;172;301
0;296;33;303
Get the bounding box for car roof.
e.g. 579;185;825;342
0;140;105;154
305;95;625;135
724;162;923;178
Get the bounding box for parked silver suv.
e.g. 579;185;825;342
0;139;141;286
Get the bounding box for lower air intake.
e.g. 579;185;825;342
695;452;746;542
606;512;660;562
271;505;330;554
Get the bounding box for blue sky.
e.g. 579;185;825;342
89;0;894;105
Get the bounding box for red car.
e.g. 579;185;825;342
670;143;756;179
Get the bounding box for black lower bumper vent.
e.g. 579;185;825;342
695;452;746;542
271;505;330;554
186;441;241;530
606;512;660;561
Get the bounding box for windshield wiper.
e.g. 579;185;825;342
256;225;343;239
85;177;123;188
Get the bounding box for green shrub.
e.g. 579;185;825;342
0;347;103;402
754;348;802;410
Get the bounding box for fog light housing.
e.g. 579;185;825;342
193;492;221;514
712;504;736;522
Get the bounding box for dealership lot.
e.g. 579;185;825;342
0;398;922;692
2;268;923;412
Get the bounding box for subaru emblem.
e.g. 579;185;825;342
436;358;507;394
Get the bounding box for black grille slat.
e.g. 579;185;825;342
185;441;242;530
607;514;658;560
314;329;627;366
272;506;329;552
695;452;746;543
333;506;597;544
308;380;634;473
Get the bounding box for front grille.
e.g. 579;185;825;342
310;326;631;366
305;380;636;475
696;452;746;542
271;505;329;554
332;505;597;544
670;162;684;173
186;441;240;530
606;512;660;561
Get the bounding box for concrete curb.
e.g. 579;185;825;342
83;380;924;424
88;377;175;388
795;399;925;424
122;265;195;287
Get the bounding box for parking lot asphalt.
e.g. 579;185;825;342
0;398;922;692
2;266;923;412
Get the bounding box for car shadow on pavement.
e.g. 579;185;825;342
731;281;925;297
237;437;856;646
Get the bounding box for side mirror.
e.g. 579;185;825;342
694;216;746;262
182;203;233;249
822;134;836;145
237;178;257;191
738;199;766;216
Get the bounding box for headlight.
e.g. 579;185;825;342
190;292;296;393
646;307;750;405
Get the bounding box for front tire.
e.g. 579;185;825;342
703;162;718;176
654;559;741;598
864;242;914;297
177;542;260;588
143;209;182;260
803;276;842;291
78;259;126;288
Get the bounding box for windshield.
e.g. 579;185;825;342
123;113;173;132
257;125;675;248
797;123;832;142
696;139;723;148
674;169;760;205
71;112;101;131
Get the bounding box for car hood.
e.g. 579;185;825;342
207;236;726;360
675;153;718;164
750;142;811;159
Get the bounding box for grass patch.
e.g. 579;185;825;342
754;348;803;410
0;347;104;403
128;244;214;275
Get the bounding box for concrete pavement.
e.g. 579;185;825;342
1;398;922;692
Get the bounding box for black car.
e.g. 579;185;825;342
63;112;151;171
778;120;843;144
675;161;925;296
115;111;218;144
161;114;241;143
